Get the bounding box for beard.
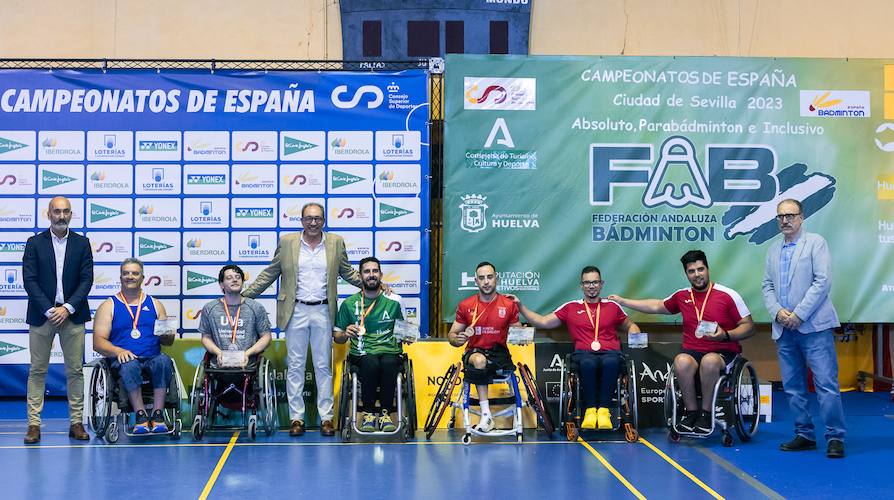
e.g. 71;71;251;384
363;279;380;292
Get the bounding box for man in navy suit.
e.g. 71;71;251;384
22;196;94;444
762;198;844;458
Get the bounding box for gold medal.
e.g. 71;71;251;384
590;340;601;351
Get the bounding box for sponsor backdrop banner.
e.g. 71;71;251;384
443;54;894;323
0;69;430;395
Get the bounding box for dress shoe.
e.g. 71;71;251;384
321;420;335;436
289;420;305;436
69;422;90;440
826;439;845;459
780;435;817;451
24;425;40;444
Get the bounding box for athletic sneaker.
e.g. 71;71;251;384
378;410;397;432
475;415;495;433
694;410;712;433
596;407;612;430
150;409;169;433
678;410;699;432
133;410;150;434
581;408;598;430
360;412;378;432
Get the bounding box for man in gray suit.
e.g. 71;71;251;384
762;198;845;458
243;202;361;437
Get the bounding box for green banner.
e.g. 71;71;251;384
443;54;894;323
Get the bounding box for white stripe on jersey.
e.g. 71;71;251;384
552;299;583;314
664;288;690;303
713;283;751;318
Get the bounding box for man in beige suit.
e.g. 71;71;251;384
243;202;361;436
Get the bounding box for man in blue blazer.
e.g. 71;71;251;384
762;198;844;458
22;196;94;444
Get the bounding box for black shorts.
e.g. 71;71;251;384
679;349;738;370
463;344;514;381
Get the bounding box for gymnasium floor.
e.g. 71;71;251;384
0;391;891;499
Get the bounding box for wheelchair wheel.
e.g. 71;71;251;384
405;358;417;436
260;358;277;436
105;420;119;444
189;358;207;426
88;361;113;439
733;360;760;442
248;415;258;441
623;359;639;443
337;360;351;432
663;365;679;429
172;419;182;439
423;362;461;439
192;415;204;440
518;363;555;435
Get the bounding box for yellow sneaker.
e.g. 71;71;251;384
581;408;598;429
597;407;612;430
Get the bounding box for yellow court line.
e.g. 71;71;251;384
638;437;724;500
198;431;239;500
577;438;646;500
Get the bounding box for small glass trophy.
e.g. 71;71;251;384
628;332;648;348
219;348;245;368
695;320;718;338
153;318;178;336
507;326;535;345
393;319;420;343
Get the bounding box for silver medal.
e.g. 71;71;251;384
130;328;141;339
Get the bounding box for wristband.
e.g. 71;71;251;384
723;331;731;341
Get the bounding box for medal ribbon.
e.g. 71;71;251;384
469;294;498;328
117;291;144;333
689;282;714;323
220;298;242;345
583;300;602;342
359;294;378;331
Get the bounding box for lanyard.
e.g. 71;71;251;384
583;300;602;340
470;294;498;328
220;298;242;344
689;283;714;323
359;294;378;329
117;292;144;332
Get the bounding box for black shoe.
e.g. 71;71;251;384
694;410;712;433
826;439;845;458
780;435;817;451
678;410;699;431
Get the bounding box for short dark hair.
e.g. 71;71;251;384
777;198;802;212
476;261;496;274
680;250;708;269
218;264;245;283
580;265;601;278
358;256;381;271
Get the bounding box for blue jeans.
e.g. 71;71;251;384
776;328;846;442
111;354;174;392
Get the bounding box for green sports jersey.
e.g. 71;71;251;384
335;291;405;356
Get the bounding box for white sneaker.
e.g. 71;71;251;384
475;415;495;433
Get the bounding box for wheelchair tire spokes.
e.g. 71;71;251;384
406;358;417;435
518;363;555;435
423;362;460;439
734;361;760;441
89;362;113;438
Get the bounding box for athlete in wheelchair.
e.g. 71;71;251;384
512;265;640;442
424;262;553;444
609;250;759;445
88;258;182;443
333;257;416;440
190;265;277;441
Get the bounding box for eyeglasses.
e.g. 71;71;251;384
581;280;604;286
775;213;801;222
301;216;324;223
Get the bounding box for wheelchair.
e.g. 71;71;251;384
189;353;278;441
424;361;554;444
664;354;760;446
558;352;638;442
336;353;416;441
86;357;184;444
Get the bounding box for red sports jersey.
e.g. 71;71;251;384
554;299;627;351
662;282;750;353
455;293;519;351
